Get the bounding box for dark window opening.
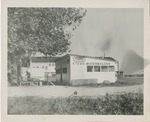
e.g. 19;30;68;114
94;66;100;72
67;59;70;63
63;68;67;73
87;66;93;72
101;66;108;72
56;69;61;74
108;66;115;72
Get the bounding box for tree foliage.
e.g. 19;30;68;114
8;8;86;56
8;8;86;82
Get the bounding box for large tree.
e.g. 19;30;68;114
8;8;86;83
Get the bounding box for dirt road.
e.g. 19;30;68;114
8;84;143;98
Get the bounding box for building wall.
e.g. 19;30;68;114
30;62;55;80
55;57;70;85
70;56;118;85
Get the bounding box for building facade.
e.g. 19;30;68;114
30;57;58;80
55;54;119;85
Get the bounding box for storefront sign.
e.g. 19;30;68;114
73;62;110;66
72;56;111;66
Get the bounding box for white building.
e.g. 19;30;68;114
30;57;58;80
55;54;119;85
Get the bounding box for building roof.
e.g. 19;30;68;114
31;57;59;63
54;54;117;62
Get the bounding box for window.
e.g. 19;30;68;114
63;68;67;73
52;63;55;66
101;66;108;72
108;66;115;72
37;66;39;68
94;66;100;72
56;69;61;74
137;74;143;77
67;59;70;63
87;66;93;72
49;64;51;66
45;66;48;70
42;66;44;68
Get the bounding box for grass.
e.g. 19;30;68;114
9;77;143;87
75;77;143;87
111;77;143;87
8;92;143;115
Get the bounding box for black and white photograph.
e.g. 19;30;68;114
1;0;150;121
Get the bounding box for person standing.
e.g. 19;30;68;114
26;71;31;81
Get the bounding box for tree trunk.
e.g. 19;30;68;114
16;58;22;83
8;52;14;84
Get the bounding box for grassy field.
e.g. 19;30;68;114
76;77;143;87
8;92;143;115
8;77;143;115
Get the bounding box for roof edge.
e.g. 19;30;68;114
54;54;117;62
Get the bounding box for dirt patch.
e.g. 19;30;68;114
8;84;143;98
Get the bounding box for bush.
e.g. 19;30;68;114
8;93;143;115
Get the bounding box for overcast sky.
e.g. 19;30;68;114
69;8;144;73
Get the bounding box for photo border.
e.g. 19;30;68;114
1;0;150;122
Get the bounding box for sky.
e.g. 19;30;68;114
69;8;144;74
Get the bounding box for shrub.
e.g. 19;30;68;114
8;93;143;115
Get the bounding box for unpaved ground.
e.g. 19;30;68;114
8;84;143;98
